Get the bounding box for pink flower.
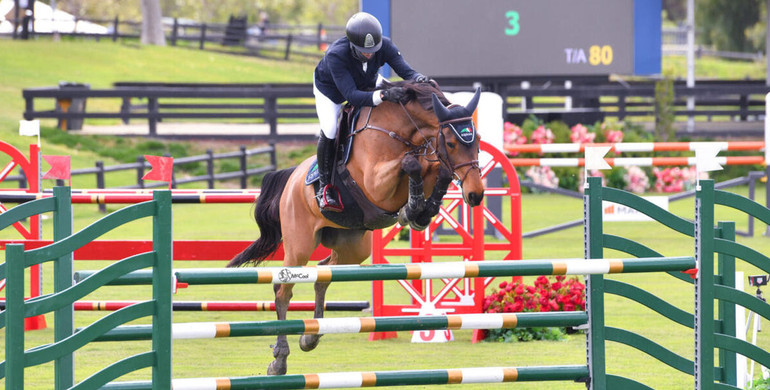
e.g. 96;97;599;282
623;166;649;194
652;166;697;193
605;130;624;144
570;124;596;144
525;166;559;189
503;122;527;155
531;125;555;147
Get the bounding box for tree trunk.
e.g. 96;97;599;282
140;0;166;46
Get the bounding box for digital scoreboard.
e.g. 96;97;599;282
362;0;661;78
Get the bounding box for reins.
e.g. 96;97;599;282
348;100;480;185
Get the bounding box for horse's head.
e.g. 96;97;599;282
431;88;485;207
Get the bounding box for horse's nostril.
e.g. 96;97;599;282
468;192;484;207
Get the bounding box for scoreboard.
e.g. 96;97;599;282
361;0;661;78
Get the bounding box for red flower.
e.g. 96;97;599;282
484;275;586;322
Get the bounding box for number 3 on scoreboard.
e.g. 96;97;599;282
505;10;520;36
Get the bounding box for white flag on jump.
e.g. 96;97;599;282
584;146;612;170
19;120;40;136
694;144;723;173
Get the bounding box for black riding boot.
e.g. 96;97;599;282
316;133;343;212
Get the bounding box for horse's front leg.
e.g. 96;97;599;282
267;283;293;375
397;155;426;228
413;167;453;228
299;256;332;352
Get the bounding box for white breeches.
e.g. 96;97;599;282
313;82;343;139
313;74;387;139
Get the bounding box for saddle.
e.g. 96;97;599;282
305;105;398;230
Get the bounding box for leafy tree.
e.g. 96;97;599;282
696;0;762;52
663;0;686;22
47;0;356;25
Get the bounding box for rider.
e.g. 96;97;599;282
313;11;429;212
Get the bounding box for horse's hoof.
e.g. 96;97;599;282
299;334;322;352
267;359;287;376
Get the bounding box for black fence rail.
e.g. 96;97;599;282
5;145;276;201
22;79;770;139
23;83;317;141
3;16;343;61
496;79;770;134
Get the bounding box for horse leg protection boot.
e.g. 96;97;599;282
316;133;343;212
415;168;453;228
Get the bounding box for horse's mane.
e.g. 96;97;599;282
379;79;451;111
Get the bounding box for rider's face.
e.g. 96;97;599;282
360;52;373;60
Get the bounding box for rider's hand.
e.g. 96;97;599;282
414;74;429;83
381;87;407;103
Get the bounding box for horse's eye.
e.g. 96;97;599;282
447;142;456;149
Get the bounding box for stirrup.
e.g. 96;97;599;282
318;184;344;212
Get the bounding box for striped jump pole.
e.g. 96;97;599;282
0;300;369;312
505;141;766;167
508;156;764;167
505;141;765;154
74;257;696;286
103;365;591;389
88;311;589;342
0;190;260;204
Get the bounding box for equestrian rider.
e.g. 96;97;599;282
313;11;428;212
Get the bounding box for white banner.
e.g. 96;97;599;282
602;196;669;222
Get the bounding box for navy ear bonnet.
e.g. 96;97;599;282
430;88;481;146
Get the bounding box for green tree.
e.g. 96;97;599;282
49;0;356;25
663;0;686;22
697;0;762;52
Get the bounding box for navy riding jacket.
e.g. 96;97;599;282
314;37;420;107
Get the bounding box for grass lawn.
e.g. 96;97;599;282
1;38;769;389
1;183;769;389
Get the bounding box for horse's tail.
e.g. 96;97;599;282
227;167;296;268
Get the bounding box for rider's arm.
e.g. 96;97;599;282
327;53;381;107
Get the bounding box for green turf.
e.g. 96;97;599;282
1;38;769;389
1;184;769;389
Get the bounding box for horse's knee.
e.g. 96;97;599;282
401;154;421;176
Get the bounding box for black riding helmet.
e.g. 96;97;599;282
346;12;382;55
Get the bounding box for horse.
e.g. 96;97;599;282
227;80;485;375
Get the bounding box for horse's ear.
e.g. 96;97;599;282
465;87;481;114
432;93;450;121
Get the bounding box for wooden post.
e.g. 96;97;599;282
199;23;207;50
239;145;248;189
284;34;293;60
206;149;215;189
96;161;106;213
137;156;145;189
171;18;178;46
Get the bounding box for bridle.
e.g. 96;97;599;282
348;102;480;185
437;116;481;185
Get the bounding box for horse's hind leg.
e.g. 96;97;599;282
299;230;371;352
299;255;332;352
267;283;293;375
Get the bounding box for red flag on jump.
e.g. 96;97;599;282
142;155;174;183
42;155;71;181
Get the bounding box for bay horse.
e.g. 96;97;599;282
228;80;485;375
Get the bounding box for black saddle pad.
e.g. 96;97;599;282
305;159;367;230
